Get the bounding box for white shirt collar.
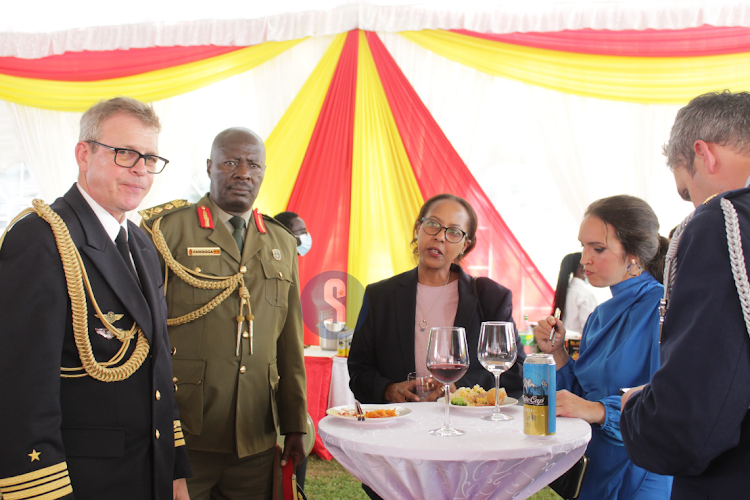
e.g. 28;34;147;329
76;183;127;243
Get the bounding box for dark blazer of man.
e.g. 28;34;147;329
0;185;191;500
621;188;750;499
348;264;525;404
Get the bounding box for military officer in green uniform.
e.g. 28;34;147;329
140;127;307;500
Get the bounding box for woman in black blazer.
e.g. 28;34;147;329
348;194;525;405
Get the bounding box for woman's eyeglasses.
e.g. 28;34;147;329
420;218;467;243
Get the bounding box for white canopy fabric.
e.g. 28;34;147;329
2;0;749;57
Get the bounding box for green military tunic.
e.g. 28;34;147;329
141;194;307;458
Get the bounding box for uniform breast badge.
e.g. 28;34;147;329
272;249;282;260
187;247;221;256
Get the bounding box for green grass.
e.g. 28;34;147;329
305;455;562;499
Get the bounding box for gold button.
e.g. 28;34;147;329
240;266;247;274
195;267;201;273
278;271;283;278
155;390;161;401
173;377;178;383
155;429;160;439
242;332;249;339
171;347;177;356
239;366;246;374
174;384;178;392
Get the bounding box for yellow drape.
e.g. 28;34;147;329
0;39;303;112
400;29;750;104
255;34;346;216
347;31;424;326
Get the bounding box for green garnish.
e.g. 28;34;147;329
451;397;467;406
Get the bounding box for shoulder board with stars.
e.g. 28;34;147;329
139;200;192;228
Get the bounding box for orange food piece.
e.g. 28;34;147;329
364;409;397;418
486;387;507;405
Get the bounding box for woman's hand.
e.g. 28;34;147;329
534;316;566;353
383;381;420;402
534;316;571;367
556;389;606;425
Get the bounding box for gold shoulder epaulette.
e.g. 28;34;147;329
140;200;192;228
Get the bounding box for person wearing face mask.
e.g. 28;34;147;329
552;252;598;334
535;195;672;500
274;212;312;257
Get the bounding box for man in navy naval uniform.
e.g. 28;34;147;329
0;97;191;499
621;90;750;499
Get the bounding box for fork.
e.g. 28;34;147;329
354;400;365;421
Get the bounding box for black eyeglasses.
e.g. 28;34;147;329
420;218;467;243
86;141;169;174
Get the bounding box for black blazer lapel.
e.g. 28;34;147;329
453;264;478;330
63;187;154;343
395;268;419;374
128;222;159;344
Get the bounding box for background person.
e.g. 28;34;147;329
621;90;750;499
535;195;672;500
275;211;312;256
141;127;307;500
552;251;598;333
0;97;191;499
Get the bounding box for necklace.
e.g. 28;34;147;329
417;272;451;332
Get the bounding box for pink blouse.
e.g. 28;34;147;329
414;280;459;378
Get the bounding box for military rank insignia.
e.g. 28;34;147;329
198;206;214;229
253;209;267;234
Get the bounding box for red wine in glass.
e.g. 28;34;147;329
429;364;468;385
426;326;470;437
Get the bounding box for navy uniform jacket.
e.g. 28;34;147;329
621;188;750;499
348;264;525;403
0;185;191;500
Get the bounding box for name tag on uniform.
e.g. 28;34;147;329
187;247;221;256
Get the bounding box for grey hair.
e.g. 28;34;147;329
79;97;160;143
663;90;750;174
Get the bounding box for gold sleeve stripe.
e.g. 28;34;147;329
175;431;184;440
175;438;186;447
0;462;68;487
2;476;71;500
173;420;182;429
1;472;68;492
17;485;72;500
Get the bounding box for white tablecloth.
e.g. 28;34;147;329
319;402;591;500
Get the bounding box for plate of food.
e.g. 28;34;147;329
326;404;412;424
438;385;518;410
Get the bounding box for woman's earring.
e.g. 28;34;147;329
626;259;642;277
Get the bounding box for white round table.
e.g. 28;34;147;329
318;402;591;500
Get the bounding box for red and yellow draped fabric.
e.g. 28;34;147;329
4;25;750;342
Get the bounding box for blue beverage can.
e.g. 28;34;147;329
523;353;556;436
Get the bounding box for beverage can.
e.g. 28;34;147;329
523;353;556;436
337;331;348;357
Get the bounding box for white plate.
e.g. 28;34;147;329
326;404;412;423
437;396;519;410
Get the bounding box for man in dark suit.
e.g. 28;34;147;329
620;90;750;499
0;97;191;499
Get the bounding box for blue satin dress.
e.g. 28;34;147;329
557;271;673;499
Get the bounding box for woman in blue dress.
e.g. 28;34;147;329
535;195;673;499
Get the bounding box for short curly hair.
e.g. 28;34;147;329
410;194;477;265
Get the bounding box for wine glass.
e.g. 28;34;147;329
426;326;470;436
477;321;518;421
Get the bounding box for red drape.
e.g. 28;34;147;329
452;25;750;57
287;30;358;345
303;356;334;460
366;31;553;321
0;45;244;81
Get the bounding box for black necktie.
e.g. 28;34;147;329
229;216;245;251
116;227;139;282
